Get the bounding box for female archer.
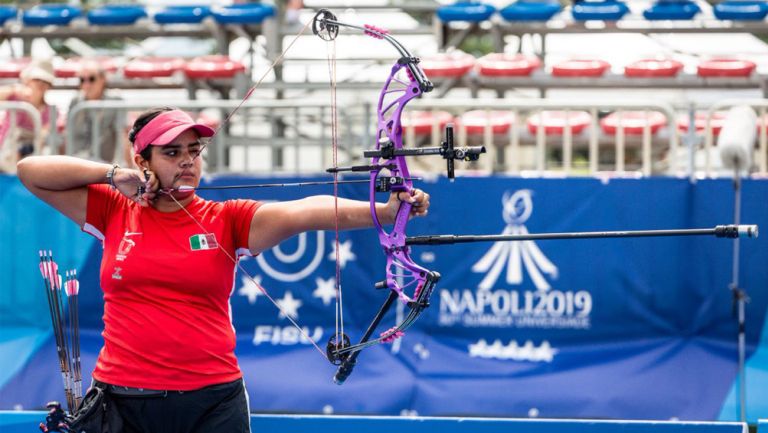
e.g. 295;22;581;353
16;107;430;432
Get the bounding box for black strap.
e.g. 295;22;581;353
93;380;167;397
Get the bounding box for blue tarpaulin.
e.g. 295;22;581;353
0;175;766;421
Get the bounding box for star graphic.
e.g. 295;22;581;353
313;277;337;306
467;339;558;362
535;340;558;363
327;239;356;269
468;339;489;358
237;274;264;305
276;291;302;320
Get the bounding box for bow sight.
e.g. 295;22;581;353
329;125;486;181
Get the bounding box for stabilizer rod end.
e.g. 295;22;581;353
739;224;759;238
715;224;759;238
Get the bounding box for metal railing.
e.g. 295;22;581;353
65;99;371;173
409;99;679;176
60;97;768;178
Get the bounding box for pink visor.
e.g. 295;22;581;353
133;110;215;154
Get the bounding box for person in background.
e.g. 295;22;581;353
67;61;124;163
0;58;55;173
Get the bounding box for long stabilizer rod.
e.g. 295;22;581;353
406;224;758;246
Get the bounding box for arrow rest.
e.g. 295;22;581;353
326;332;352;365
312;9;339;41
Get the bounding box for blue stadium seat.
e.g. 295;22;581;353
154;6;211;25
436;1;497;22
713;0;768;20
22;4;81;26
643;0;701;20
572;0;630;21
500;0;562;21
87;5;147;26
0;6;16;26
211;3;275;25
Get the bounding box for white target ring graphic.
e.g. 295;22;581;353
255;231;325;282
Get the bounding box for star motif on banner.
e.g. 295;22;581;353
313;277;337;306
467;339;558;363
327;239;356;269
237;274;264;305
276;291;302;320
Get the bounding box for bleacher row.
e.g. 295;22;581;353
420;52;760;98
0;55;246;82
1;1;767;30
424;54;756;80
402;108;735;137
0;3;275;27
437;0;768;24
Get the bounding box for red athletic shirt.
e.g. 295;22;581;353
83;184;260;390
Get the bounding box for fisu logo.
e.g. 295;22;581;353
471;190;558;291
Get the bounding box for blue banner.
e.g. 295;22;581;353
0;175;766;421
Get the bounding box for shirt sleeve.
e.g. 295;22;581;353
83;183;122;241
225;199;261;254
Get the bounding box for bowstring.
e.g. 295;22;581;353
325;34;345;352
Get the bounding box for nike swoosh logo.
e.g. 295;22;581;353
124;232;143;236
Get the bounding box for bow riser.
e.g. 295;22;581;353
369;62;432;305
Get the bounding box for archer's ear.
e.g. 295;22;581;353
133;153;147;169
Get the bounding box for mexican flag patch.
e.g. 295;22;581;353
190;234;218;251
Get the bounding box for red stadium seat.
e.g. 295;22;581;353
677;112;727;135
697;59;756;78
401;111;454;135
527;111;591;135
476;53;541;77
458;110;516;134
420;51;476;78
601;111;666;135
183;55;246;79
624;59;684;78
552;59;610;78
0;57;31;79
55;57;118;78
196;112;221;130
124;57;186;79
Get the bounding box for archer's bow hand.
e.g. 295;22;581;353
384;188;430;222
112;167;158;207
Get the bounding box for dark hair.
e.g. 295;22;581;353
128;106;175;161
